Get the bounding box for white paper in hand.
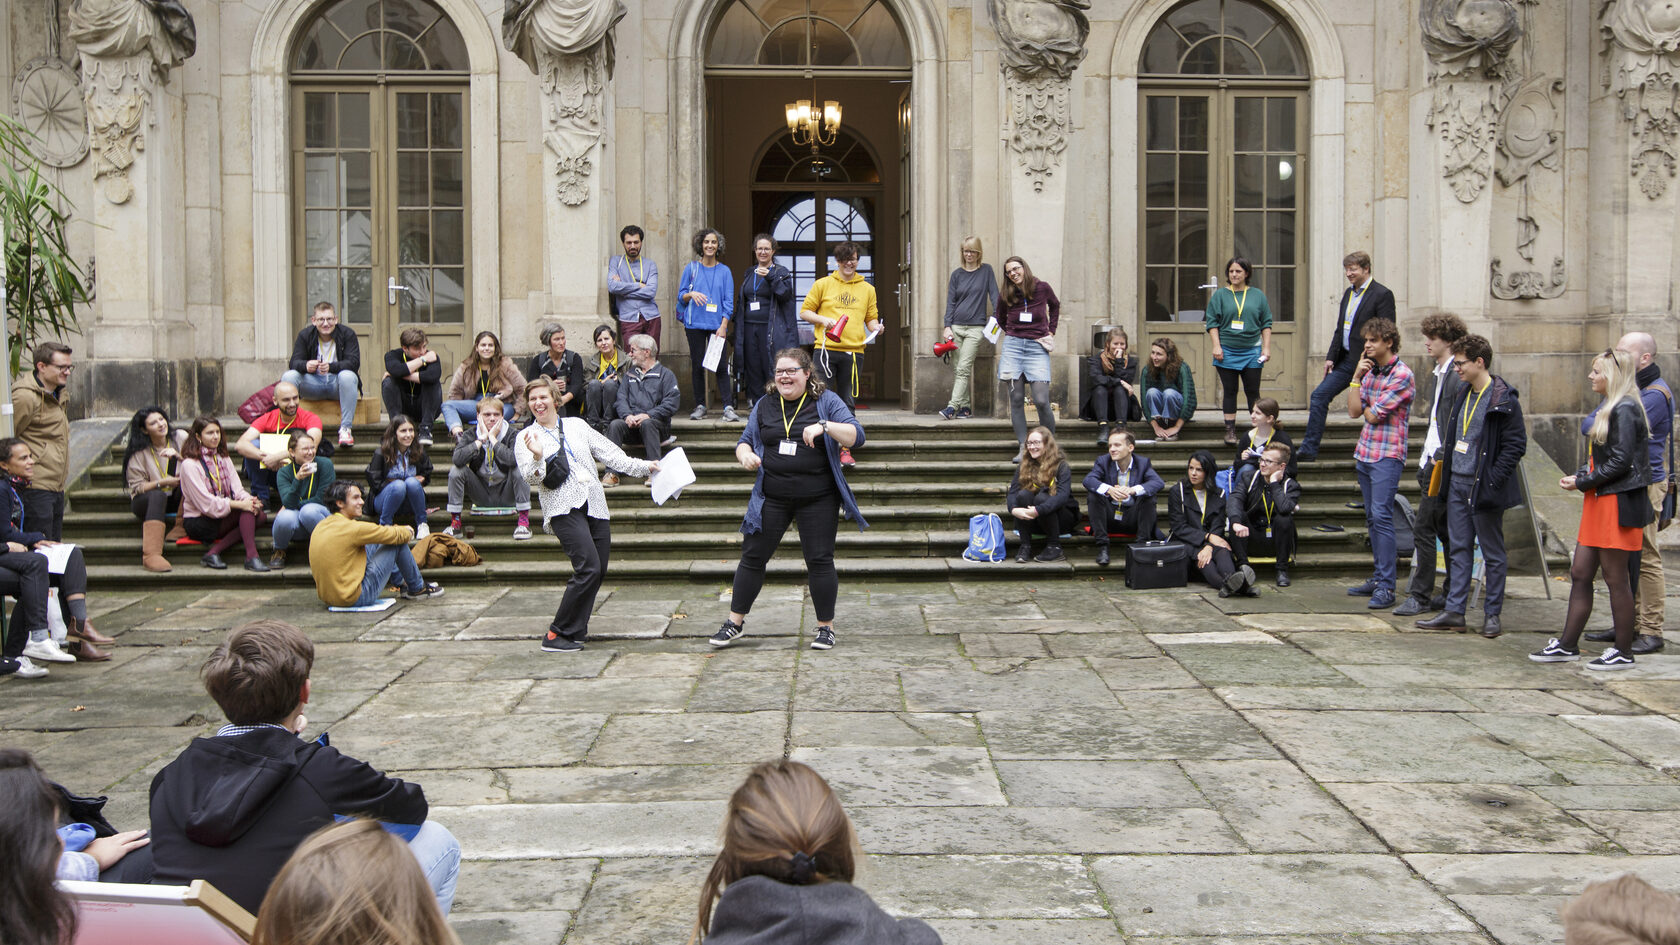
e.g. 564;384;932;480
702;335;725;372
35;543;77;575
983;316;1002;344
650;447;697;505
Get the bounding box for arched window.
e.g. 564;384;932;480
1141;0;1305;77
768;195;875;300
756;130;880;184
293;0;468;73
708;0;909;69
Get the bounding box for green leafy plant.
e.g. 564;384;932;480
1;113;89;378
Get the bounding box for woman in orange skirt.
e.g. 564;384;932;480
1532;349;1653;669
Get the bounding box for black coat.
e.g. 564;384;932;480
1227;467;1300;527
736;263;801;364
1324;280;1396;368
365;447;435;491
1232;427;1296;480
1081;454;1165;500
1577;400;1653;497
1082;354;1140;421
1439;376;1527;511
527;349;588;416
1417;362;1466;489
1167;479;1226;547
288;324;362;377
1007;460;1073;515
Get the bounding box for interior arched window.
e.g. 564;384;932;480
767;195;875;299
708;0;909;69
292;0;468;73
756;130;880;184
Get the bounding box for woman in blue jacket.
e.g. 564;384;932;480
711;348;865;652
679;228;736;421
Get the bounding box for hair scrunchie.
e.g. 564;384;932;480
788;851;816;883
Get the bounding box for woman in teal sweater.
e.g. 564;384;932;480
1142;338;1197;441
1204;256;1273;445
270;429;335;569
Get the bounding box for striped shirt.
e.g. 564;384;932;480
1354;358;1415;463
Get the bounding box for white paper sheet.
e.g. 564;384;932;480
650;447;696;506
35;542;77;575
983;316;1002;344
864;325;880;345
702;335;725;372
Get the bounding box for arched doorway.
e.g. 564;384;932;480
704;0;910;404
288;0;472;391
1137;0;1310;404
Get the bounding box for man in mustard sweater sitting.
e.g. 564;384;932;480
309;480;444;607
800;240;880;467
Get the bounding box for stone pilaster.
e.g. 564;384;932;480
536;41;614;324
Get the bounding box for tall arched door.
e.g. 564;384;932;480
1138;0;1309;404
290;0;471;392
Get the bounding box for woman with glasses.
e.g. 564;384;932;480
1007;426;1075;563
998;257;1059;461
938;236;998;421
711;348;866;653
735;234;798;399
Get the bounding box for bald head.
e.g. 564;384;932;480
273;381;300;417
1617;332;1657;368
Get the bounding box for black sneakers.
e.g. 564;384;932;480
541;627;583;652
710;620;745;648
1529;639;1580;662
810;627;836;650
1587;648;1636;671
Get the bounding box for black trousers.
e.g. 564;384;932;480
1190;543;1240;586
817;348;860;407
1011;503;1078;545
19;488;63;542
1087;492;1159;544
1216;364;1263;414
739;320;773;397
381;376;442;432
1232;515;1297;567
548;510;612;641
131;490;181;522
732;490;841;622
1091;385;1138;425
607;417;669;460
0;551;49;657
1406;485;1451;602
685;326;733;409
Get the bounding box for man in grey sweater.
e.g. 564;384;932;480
604;334;681;482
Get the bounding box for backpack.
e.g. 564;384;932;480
962;512;1006;563
1392;493;1415;560
414;532;482;568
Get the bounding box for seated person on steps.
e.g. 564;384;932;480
269;429;335;570
603;333;681;485
364;415;433;539
1007;426;1076;563
1084;427;1165;567
444;396;533;539
234;381;321;506
382;327;444;445
1227;442;1299;587
1168;449;1257;597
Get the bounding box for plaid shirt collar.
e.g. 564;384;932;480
216;723;295;738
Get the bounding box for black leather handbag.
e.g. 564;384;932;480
542;441;570;489
1124;540;1189;589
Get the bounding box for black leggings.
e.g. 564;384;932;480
1561;544;1635;651
731;490;840;623
131;490;181;522
1216;364;1263;415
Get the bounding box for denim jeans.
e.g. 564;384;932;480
1356;457;1404;592
280;369;359;428
272;503;331;548
1145;388;1183;421
357;543;423;606
1300;361;1355;456
407;821;462;914
374;478;426;526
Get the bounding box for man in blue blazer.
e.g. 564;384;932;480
1084;428;1165;566
1298;251;1396;460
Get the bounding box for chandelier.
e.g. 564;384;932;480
785;87;841;148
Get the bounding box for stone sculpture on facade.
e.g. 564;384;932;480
504;0;626;207
1487;0;1567;300
66;0;196;204
1420;0;1522;203
1600;0;1680;199
989;0;1089;191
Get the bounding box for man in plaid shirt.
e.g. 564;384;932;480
1345;317;1414;609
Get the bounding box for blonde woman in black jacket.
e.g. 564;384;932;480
1533;349;1653;669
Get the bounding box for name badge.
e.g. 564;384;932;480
1231;320;1245;331
1263;527;1271;539
749;301;761;311
778;439;798;456
1020;312;1033;323
1454;441;1470;454
706;303;719;313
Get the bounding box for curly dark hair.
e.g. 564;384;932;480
691;228;726;258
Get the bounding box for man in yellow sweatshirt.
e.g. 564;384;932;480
309;480;444;607
800;241;879;466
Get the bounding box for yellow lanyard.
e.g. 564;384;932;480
630;258;644;284
305;470;316;498
479;370;490;397
1231;287;1249;320
1256;471;1273;522
277;414;294;434
1348;284;1366;314
779;393;808;440
149;448;172;491
1461;383;1491;438
601;353;618;378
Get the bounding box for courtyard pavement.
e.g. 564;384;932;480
6;573;1680;944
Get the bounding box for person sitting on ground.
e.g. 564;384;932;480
252;819;458;945
181;416;270;572
235;381;322;506
1228;442;1299;587
0;437;113;662
1560;873;1680;945
269;429;336;570
365;415;434;539
692;759;941;945
281;302;361;447
148;620;460;915
1083;427;1165;567
0;551;51;679
381;327;443;445
441;331;523;440
527;322;587;418
1140;337;1197;440
124;405;190;573
444;396;532;540
1007;426;1077;564
1168;450;1256;597
1232;396;1295;483
309;481;442;607
585;324;625;432
604;333;681;484
1;749;81;945
1087;327;1139;444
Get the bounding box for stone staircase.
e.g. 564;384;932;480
71;411;1465;591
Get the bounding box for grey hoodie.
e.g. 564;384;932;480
704;875;942;945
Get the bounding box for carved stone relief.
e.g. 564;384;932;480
1496;75;1562;263
1490;255;1565;300
989;0;1088;191
1600;0;1680;199
504;0;625;206
1421;0;1522;203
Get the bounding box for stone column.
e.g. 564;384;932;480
68;0;196;414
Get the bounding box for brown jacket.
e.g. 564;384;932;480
12;373;69;492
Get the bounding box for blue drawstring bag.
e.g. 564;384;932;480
963;513;1006;562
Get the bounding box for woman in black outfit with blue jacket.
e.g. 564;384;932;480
712;347;865;653
1168;449;1256;597
735;234;800;399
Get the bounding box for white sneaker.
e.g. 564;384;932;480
414;522;430;540
512;524;532;540
442;523;458;537
23;638;75;663
9;656;48;678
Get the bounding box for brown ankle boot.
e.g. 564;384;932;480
142;520;173;572
164;520;186;542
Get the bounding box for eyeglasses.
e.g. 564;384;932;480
773;368;804;377
1258;457;1281;465
1451;359;1470;369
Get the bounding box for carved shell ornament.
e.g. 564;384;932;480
1600;0;1680;198
10;57;88;168
1421;0;1522;203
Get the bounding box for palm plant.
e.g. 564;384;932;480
1;113;88;378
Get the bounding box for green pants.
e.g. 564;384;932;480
946;324;987;410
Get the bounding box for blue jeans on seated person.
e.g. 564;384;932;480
407;820;462;914
357;542;424;606
1299;361;1355;456
243;459;277;505
441;396;514;433
375;478;426;526
1145;388;1183;421
272;503;331;548
280;369;359;428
